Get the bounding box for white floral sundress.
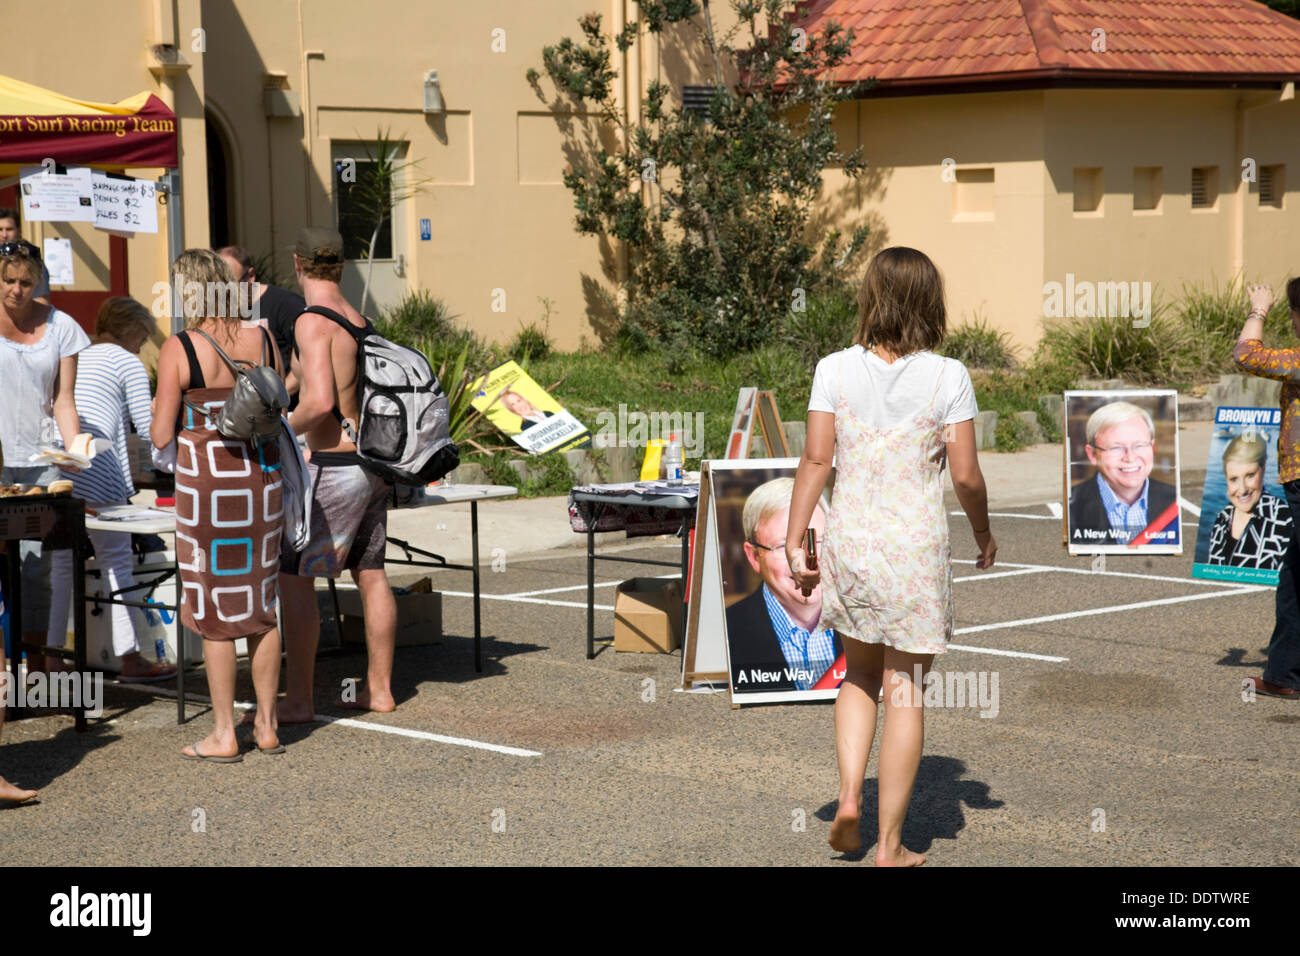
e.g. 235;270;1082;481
818;366;953;655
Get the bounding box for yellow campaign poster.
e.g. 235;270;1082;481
470;360;592;455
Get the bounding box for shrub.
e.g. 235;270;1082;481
941;313;1018;370
782;284;856;366
375;289;495;372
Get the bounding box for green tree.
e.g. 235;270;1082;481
534;0;871;356
1263;0;1299;18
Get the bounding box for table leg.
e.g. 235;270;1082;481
586;523;596;660
3;542;18;709
680;512;691;641
72;532;87;733
471;499;482;673
328;577;342;643
7;540;22;710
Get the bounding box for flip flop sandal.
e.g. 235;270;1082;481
181;742;243;763
254;743;286;755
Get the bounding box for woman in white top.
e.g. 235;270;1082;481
0;243;87;803
0;244;88;668
46;297;176;681
786;247;997;866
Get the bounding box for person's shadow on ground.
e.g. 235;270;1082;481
1216;648;1271;668
0;719;122;810
815;754;1003;861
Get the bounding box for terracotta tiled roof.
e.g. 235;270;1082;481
793;0;1300;90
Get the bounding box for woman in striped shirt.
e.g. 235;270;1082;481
46;297;176;681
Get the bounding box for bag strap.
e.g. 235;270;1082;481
302;305;371;343
299;306;370;442
192;329;251;377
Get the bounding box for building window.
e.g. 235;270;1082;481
1191;166;1218;210
332;144;405;261
1133;166;1162;212
1260;164;1285;209
1073;168;1103;214
951;167;994;221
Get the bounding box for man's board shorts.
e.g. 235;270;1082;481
281;451;388;578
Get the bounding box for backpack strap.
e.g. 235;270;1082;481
301;305;370;342
299;305;370;442
191;329;249;377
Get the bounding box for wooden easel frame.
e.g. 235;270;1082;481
680;462;729;688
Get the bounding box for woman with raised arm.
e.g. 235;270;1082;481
785;247;996;866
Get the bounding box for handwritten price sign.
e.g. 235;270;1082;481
91;172;158;234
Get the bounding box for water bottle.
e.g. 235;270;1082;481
663;433;684;486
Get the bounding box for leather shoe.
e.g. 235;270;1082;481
1242;676;1300;700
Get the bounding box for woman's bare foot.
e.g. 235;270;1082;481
180;730;239;760
339;686;395;713
829;795;862;853
0;776;37;803
875;844;925;867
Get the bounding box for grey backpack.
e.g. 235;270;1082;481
184;329;288;444
303;306;459;483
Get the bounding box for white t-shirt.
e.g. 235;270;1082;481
808;345;978;428
0;307;91;461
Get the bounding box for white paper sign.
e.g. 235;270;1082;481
19;165;95;223
42;237;74;286
91;172;158;234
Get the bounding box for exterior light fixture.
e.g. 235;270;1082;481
423;70;445;115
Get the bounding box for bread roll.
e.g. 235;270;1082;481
47;480;74;495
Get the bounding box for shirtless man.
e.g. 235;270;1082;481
276;227;396;720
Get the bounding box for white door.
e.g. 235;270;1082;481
330;140;410;317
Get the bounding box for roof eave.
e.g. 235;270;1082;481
833;69;1299;98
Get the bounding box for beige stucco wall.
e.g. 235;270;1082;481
823;91;1049;350
11;1;1298;355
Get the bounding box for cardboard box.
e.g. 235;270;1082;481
614;577;682;653
334;584;442;647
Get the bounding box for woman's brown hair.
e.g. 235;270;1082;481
853;246;947;356
96;295;156;343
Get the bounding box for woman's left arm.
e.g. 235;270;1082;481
52;354;82;448
786;410;836;588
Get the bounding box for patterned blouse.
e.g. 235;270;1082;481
1207;493;1292;570
1233;339;1300;483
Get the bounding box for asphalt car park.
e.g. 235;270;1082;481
3;475;1296;866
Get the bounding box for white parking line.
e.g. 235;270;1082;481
114;686;543;757
1178;495;1201;517
950;511;1058;520
954;586;1260;636
947;644;1068;662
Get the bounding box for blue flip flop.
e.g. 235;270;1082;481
181;742;243;763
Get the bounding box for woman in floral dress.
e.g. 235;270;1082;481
786;247;997;866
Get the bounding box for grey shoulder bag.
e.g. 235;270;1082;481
184;329;288;444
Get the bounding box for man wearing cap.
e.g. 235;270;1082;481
275;227;397;719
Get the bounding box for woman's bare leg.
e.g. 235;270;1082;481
0;645;37;801
181;639;239;759
877;648;933;866
830;639;884;852
246;628;281;751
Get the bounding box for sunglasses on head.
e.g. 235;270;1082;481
0;241;40;259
